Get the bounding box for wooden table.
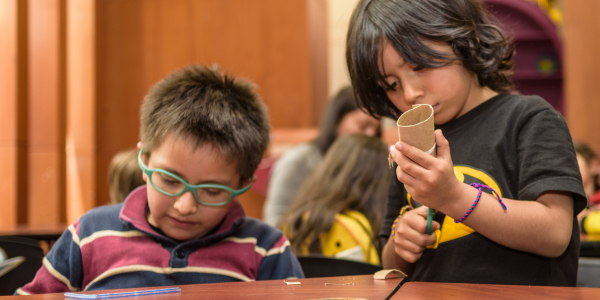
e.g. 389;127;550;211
399;281;600;299
3;275;600;299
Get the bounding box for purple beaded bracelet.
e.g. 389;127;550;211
455;183;507;223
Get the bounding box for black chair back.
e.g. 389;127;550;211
0;236;44;295
296;254;382;278
578;257;600;288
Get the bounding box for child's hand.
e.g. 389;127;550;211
393;206;440;263
390;129;463;211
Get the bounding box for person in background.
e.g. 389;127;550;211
347;0;585;286
278;134;390;265
17;65;303;294
262;86;381;226
108;149;145;204
574;140;600;205
574;140;600;235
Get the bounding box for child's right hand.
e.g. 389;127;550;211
393;206;440;263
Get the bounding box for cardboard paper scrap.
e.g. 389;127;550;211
373;269;408;280
284;281;301;285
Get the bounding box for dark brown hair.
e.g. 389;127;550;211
140;65;270;181
346;0;514;118
109;149;145;204
312;87;361;154
574;140;597;164
279;134;390;254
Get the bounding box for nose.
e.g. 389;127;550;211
401;77;423;105
173;191;198;216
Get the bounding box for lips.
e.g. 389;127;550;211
169;217;195;228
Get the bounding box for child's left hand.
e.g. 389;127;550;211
390;129;463;212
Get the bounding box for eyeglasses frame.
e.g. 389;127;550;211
137;147;253;206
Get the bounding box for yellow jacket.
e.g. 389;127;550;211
282;210;380;265
582;210;600;234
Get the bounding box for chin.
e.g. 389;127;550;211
165;230;196;241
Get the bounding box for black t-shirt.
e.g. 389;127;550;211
381;94;586;286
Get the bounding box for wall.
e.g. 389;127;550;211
326;0;359;99
0;0;28;226
0;0;327;225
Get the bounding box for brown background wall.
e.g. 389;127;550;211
0;0;326;226
0;0;28;226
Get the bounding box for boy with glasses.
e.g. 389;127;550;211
18;65;304;294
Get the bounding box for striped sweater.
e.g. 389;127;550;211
18;186;304;294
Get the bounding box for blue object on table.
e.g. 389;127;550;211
64;287;181;299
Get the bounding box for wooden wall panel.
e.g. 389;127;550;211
563;1;600;154
0;0;27;226
28;0;66;225
133;0;320;128
0;0;326;224
307;0;328;125
66;0;96;223
95;0;145;206
259;0;315;128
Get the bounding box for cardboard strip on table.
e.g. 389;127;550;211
373;269;408;280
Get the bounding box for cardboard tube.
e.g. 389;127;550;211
388;104;436;168
397;104;436;157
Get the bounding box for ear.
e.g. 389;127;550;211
240;176;253;189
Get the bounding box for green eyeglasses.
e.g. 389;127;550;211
138;147;253;206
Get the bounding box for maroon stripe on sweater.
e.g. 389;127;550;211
119;186;154;234
80;235;170;288
21;264;71;294
187;240;263;280
271;235;289;249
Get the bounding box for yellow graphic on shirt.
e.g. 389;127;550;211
412;166;502;249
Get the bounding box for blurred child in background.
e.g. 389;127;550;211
278;134;390;265
574;140;600;235
263;87;381;226
108;149;145;204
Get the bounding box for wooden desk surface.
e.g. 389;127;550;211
3;275;600;300
399;281;600;300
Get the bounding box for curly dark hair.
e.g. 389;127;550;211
346;0;514;118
